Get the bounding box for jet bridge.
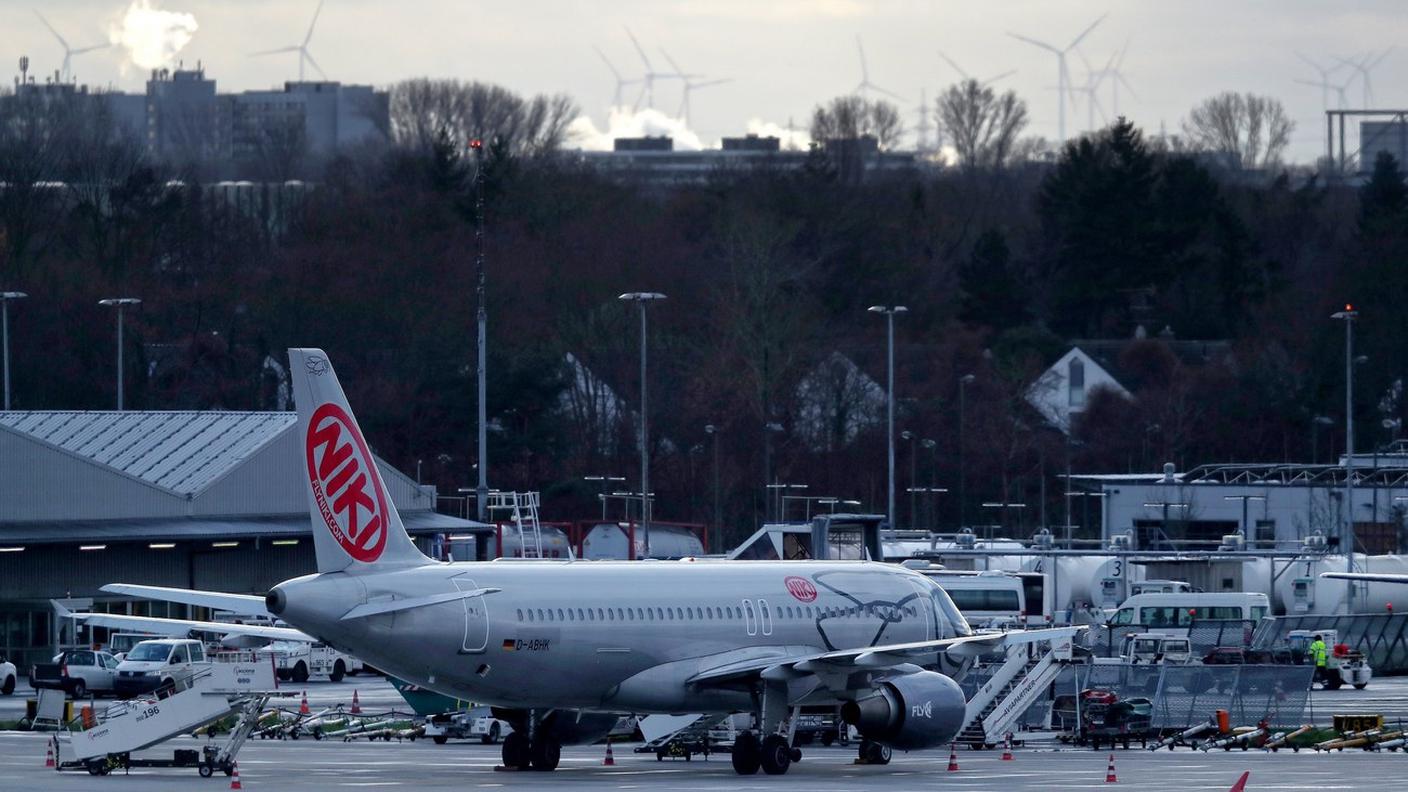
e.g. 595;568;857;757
55;655;282;776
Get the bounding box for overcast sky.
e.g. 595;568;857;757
3;0;1403;161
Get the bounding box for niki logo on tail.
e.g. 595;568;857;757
305;402;389;562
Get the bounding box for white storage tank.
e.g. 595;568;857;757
1020;556;1143;616
1276;555;1408;615
581;522;705;560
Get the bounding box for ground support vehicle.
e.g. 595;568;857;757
1074;689;1152;750
113;639;208;698
1285;630;1372;689
53;656;279;777
259;641;362;683
1;655;18;695
423;709;512;745
30;650;120;698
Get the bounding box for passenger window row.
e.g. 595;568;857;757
512;603;919;623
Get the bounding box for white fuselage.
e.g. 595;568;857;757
270;559;971;712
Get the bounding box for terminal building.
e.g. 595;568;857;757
0;411;482;668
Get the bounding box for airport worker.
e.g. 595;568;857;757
1309;634;1328;682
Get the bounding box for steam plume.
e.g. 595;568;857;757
110;1;198;70
568;107;706;151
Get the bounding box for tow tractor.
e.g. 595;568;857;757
1286;630;1372;690
423;708;512;745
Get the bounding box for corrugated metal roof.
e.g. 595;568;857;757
0;411;296;496
0;510;489;545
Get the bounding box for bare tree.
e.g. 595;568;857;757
1182;92;1294;170
390;79;578;157
809;96;905;149
936;79;1029;169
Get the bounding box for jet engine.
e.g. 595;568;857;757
840;670;966;750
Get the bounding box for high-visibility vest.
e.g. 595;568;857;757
1310;640;1328;666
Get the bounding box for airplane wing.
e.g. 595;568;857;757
688;627;1081;686
1322;572;1408;584
101;584;271;616
64;610;314;643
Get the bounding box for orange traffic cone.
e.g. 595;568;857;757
1001;732;1013;761
1105;753;1118;783
230;761;243;790
350;690;362;715
44;738;56;769
947;743;959;772
603;737;615;766
299;691;310;716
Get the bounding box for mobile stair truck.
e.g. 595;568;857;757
954;627;1081;748
53;652;281;777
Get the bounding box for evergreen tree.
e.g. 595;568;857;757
959;228;1029;329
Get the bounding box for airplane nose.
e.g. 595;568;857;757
265;586;287;616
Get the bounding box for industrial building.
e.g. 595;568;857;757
578;134;921;186
1071;451;1408;554
0;411;482;668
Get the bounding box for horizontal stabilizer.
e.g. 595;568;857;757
1323;571;1408;584
339;588;501;621
101;584;271;616
67;611;314;643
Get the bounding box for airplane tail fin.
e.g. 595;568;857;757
290;348;430;574
1228;771;1250;792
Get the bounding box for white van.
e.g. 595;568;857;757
918;570;1026;627
113;638;208;698
1107;592;1270;632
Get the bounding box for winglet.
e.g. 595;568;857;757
1229;771;1250;792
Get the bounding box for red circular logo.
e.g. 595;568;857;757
785;576;818;603
305;403;389;563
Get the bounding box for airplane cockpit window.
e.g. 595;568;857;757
924;580;973;637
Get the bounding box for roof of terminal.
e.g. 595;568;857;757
0;411;295;497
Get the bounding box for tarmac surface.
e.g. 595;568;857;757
4;675;1408;790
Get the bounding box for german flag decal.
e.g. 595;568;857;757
502;639;515;651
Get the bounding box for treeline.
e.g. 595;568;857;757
1;81;1406;546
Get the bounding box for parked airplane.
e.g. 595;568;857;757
71;348;1075;776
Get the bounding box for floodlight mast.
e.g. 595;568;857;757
1332;304;1358;613
620;292;667;556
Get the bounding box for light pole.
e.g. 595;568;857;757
1;292;27;410
620;292;666;556
584;475;625;520
1065;490;1109;548
959;373;975;529
705;424;722;550
921;438;937;528
1311;415;1334;463
1333;304;1357;612
901;430;917;528
980;502;1027;541
869;305;908;529
1223;494;1266;545
1142;500;1189;551
470;138;489;523
98;298;141;410
762;421;784;520
907;486;948;531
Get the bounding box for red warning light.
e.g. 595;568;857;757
469;139;483;150
1346;303;1354;311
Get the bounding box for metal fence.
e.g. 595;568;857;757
958;661;1314;732
1254;614;1408;674
1082;620;1259;658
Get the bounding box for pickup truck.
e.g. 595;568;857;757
30;649;120;698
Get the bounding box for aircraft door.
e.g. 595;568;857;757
455;576;489;653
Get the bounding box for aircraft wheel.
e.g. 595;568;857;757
731;732;761;775
1355;683;1368;690
863;740;891;765
760;735;791;775
530;735;561;771
501;732;531;770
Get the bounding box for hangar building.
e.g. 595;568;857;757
0;411;483;668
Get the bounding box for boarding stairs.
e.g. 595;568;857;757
487;491;550;559
56;654;281;767
635;713;732;753
956;642;1069;746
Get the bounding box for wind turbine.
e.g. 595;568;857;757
1294;76;1352;110
854;35;904;101
658;49;728;126
593;46;642;109
1008;13;1107;143
251;0;327;82
1295;52;1345;114
33;10;108;84
937;51;1016;86
1071;51;1117;132
1335;47;1395;107
624;27;679;111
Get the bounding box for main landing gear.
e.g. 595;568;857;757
499;718;561;771
732;682;805;775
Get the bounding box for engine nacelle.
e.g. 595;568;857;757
840;670;966;751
